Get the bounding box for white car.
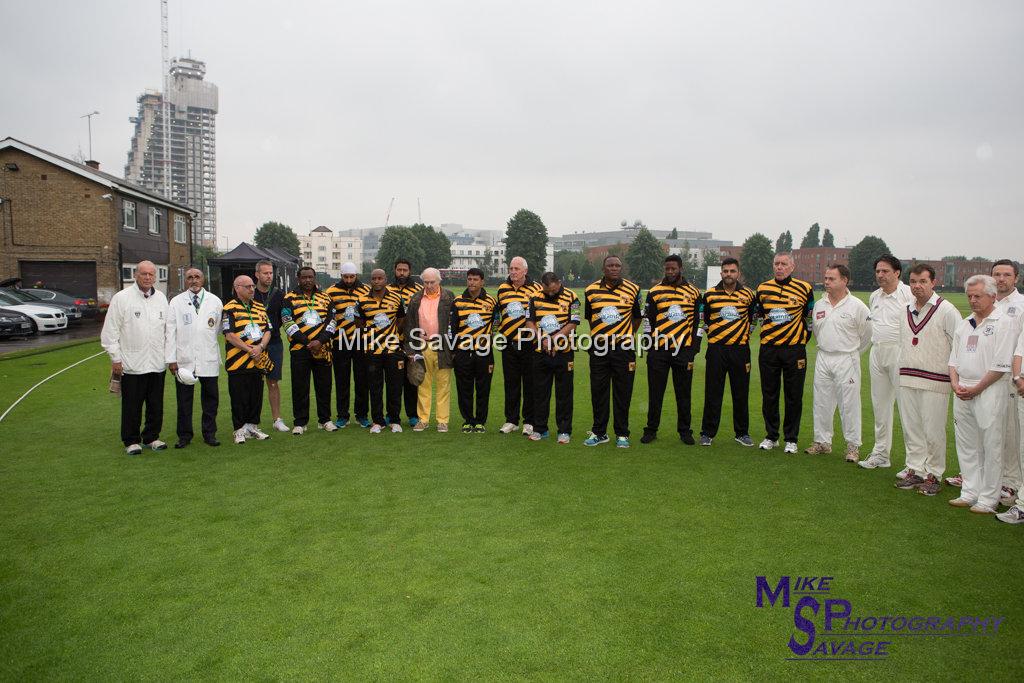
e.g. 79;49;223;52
0;291;67;333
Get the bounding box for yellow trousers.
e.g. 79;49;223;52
417;347;451;425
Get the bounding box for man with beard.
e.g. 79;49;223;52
450;268;498;433
282;266;338;435
359;269;407;433
326;262;370;428
392;259;423;427
253;260;289;433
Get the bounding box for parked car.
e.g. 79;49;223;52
19;287;97;318
0;307;35;338
0;284;81;322
0;291;67;333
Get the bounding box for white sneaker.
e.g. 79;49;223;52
391;423;403;433
233;428;247;444
247;424;270;441
272;418;290;433
320;421;338;432
999;486;1017;507
784;442;798;454
147;439;167;451
896;466;912;480
759;438;777;450
370;424;383;434
557;433;570;444
499;422;517;434
292;425;306;435
125;443;143;455
522;423;534;436
996;505;1024;524
858;453;891;469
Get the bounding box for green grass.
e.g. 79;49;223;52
1;291;1019;679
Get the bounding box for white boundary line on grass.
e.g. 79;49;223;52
0;350;106;423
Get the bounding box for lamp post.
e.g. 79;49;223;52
80;111;100;160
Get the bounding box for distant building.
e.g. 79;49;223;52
125;57;218;248
298;226;364;279
792;247;851;284
553;226;731;253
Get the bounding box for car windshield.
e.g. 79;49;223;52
0;292;21;305
1;288;36;303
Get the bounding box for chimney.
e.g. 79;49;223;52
85;160;100;170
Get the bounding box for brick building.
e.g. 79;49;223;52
0;137;194;306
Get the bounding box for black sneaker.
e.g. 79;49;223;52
461;424;473;434
918;476;942;496
473;424;486;433
699;435;712;446
896;473;926;490
680;433;696;445
734;435;755;447
640;432;656;444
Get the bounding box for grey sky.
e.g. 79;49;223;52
2;0;1021;259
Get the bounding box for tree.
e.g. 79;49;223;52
254;221;301;256
375;226;425;272
554;249;586;282
579;258;597;281
624;227;664;286
477;247;495;278
697;250;721;288
822;228;835;248
677;240;700;283
740;233;774;286
408;223;452;269
775;230;793;253
800;223;821;249
192;245;221;277
361;261;375;276
668;228;679;240
504;209;548;273
848;235;891;289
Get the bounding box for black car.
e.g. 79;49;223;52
0;286;81;322
0;307;35;338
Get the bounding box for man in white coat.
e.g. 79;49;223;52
805;264;872;461
166;267;223;448
100;260;169;455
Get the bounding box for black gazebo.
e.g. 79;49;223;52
207;242;300;301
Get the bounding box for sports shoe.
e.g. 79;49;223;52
334;418;349;429
125;443;143;456
409;417;420;427
499;422;517;434
247;425;270;441
805;442;831;455
996;505;1024;524
896;473;925;490
321;421;338;433
522;423;534;436
680;433;696;445
735;435;754;447
917;475;942;496
462;424;473;434
292;425;306;436
616;436;630;449
759;438;777;450
147;440;167;451
473;424;486;433
557;433;570;444
437;423;448;433
528;430;549;441
370;424;383;434
272;418;290;433
948;497;973;508
783;442;798;454
896;466;912;479
391;423;403;433
357;418;371;428
640;432;656;444
945;473;963;488
970;504;996;515
413;422;428;432
859;454;891;469
999;486;1018;507
233;429;247;445
584;432;610;447
844;446;859;463
700;435;713;446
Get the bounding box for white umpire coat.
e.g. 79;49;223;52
165;288;224;378
100;284;169;375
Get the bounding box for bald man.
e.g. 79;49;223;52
101;260;170;455
222;274;273;444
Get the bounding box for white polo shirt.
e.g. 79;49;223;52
869;281;913;344
812;291;871;354
995;288;1024;336
949;309;1015;386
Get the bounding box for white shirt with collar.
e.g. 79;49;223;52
166;287;224;377
812;291;871;354
869;281;914;344
100;283;169;374
949;308;1015;386
995;288;1024;336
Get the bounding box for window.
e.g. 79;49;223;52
149;207;161;234
121;265;136;280
332;252;340;260
174;215;187;243
158;267;168;281
318;245;326;252
123;201;136;230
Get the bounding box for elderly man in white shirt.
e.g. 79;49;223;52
166;267;223;449
100;260;169;455
859;255;914;469
948;275;1015;514
805;264;872;461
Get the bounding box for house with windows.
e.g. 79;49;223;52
298;226;364;279
0;137;194;305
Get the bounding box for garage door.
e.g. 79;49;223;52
19;261;98;299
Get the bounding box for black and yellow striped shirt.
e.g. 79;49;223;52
391;281;423;306
357;288;406;355
325;280;370;340
528;286;580;353
450;289;498;351
496;278;543;339
282;288;335;352
644;279;702;350
221;298;269;373
583;278;642;345
702;282;756;346
756;276;813;346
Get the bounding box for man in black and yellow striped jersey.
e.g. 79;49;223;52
583;255;643;448
326;262;371;428
360;268;407;434
495;256;543;435
221;275;273;444
755;252;814;453
526;271;580;444
450;268;499;433
699;257;757;447
392;259;423;427
641;254;702;445
283;266;338;435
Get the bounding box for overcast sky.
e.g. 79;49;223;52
2;0;1022;259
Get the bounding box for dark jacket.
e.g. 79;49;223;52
402;288;456;368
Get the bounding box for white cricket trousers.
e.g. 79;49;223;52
1000;388;1021;492
897;387;949;479
953;383;1006;510
812;350;862;447
869;342;900;458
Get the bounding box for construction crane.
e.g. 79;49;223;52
384;197;395;227
161;0;171;200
